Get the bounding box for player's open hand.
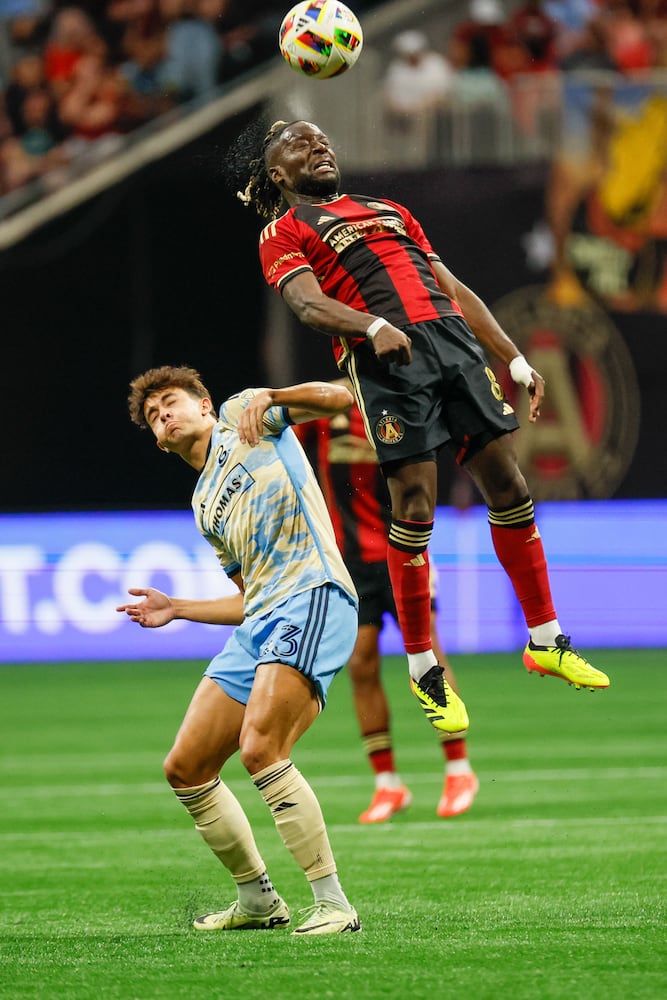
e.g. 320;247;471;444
372;325;412;366
238;390;273;446
116;587;174;628
527;369;545;423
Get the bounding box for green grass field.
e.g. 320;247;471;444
1;650;666;1000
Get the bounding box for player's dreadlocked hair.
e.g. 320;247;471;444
223;117;293;221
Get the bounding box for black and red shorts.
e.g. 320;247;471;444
349;559;438;629
345;316;520;468
348;559;397;628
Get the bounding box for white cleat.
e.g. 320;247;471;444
193;898;290;931
292;902;361;936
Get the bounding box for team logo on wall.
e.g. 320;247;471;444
492;286;640;500
375;414;405;445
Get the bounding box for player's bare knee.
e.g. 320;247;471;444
347;651;379;684
238;730;280;775
397;486;434;522
163;748;198;788
488;470;528;508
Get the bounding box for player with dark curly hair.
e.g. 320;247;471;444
119;366;362;935
230;118;610;735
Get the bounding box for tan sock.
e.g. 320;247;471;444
253;759;336;881
174;777;265;882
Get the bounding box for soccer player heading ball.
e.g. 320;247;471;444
233;118;610;732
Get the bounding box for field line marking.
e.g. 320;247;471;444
1;766;667;799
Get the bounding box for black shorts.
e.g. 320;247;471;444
349;560;397;628
350;559;438;629
345;316;520;468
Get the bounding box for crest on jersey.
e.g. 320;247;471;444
375;414;405;445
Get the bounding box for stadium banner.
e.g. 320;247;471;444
0;502;664;663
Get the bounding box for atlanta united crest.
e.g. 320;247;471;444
375;414;405;445
492;285;640;500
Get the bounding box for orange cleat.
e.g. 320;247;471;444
358;784;412;824
436;772;479;818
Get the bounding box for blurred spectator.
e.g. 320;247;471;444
639;0;667;67
105;0;156;41
542;0;600;60
0;0;50;84
43;6;108;99
445;32;513;163
449;0;516;77
0;84;71;193
448;32;512;110
382;28;453;165
558;13;620;69
118;13;178;116
0;87;14;155
383;29;454;118
5;50;48;130
602;0;655;72
116;0;221;102
157;0;221;100
508;0;559;71
57;50;124;138
18;83;64;152
505;1;561;137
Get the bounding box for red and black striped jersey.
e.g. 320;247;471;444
295;401;389;567
259;193;462;366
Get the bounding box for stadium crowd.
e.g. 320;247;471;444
0;0;285;195
1;0;666;196
0;0;390;198
382;0;667;146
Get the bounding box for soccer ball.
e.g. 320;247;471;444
278;1;363;80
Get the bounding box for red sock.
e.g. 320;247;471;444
387;518;433;653
362;733;395;775
369;748;395;775
489;500;556;628
441;737;468;762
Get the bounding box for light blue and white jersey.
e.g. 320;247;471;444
192;388;357;618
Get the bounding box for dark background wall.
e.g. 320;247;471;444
1;112;267;510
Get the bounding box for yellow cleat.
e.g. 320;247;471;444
193;898;290;931
410;665;470;733
523;635;610;690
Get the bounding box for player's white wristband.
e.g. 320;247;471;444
509;355;535;387
365;317;387;342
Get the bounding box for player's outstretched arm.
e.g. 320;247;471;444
238;381;354;446
116;588;245;627
432;260;544;422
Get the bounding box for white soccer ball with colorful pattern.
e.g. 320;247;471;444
279;1;363;79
